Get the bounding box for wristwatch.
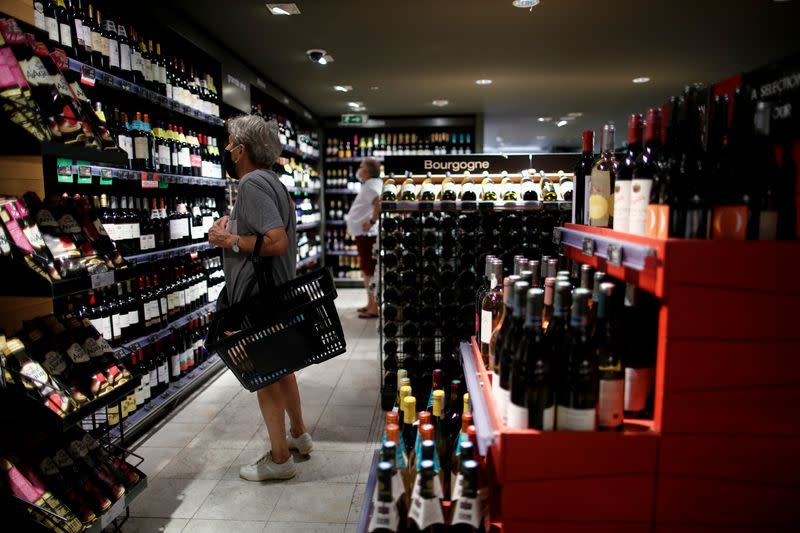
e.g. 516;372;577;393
232;235;240;253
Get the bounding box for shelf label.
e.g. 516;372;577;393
141;171;159;189
80;65;96;86
581;237;596;257
90;270;114;289
98;71;113;85
99;168;113;185
56;158;74;183
77;161;92;184
607;243;623;266
159;174;169;189
381;201;397;212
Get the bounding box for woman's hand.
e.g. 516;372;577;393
209;216;234;248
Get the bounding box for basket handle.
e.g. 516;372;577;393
251;233;276;295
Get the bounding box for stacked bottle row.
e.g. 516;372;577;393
327;198;353;224
279;159;321;191
575;85;796;240
325;167;363;190
0;17;123;150
330;256;362;280
0;313;133;417
381;172;573;202
93;311;213;430
326;130;474;159
379;209;568;399
1;193;126;282
327;229;357;252
295;196;321;226
102;108;222;176
368;373;487;532
478;255;658;431
251;105;321;159
1;429;143;531
297;231;322;265
34;0;221;117
64;251;222;345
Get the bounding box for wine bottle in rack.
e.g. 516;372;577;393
589;123;617;228
613;113;643;233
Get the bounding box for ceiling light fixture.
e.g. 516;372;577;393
333;85;352;92
567;112;583;117
475;79;493;85
556;120;568;127
347;101;364;109
632;76;651;84
432;99;449;107
512;0;541;8
306;49;333;65
266;3;301;15
370;86;380;91
537;117;552;123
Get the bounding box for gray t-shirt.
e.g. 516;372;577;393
223;169;296;305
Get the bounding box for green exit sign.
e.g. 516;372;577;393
340;114;368;125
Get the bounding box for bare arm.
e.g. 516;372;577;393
208;216;289;256
369;196;380;224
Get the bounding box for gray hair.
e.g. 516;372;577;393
226;114;282;168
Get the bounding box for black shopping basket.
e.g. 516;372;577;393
205;240;346;392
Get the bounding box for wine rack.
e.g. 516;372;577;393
378;200;571;411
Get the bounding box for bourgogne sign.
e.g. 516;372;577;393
383;154;531;174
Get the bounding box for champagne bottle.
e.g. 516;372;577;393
368;462;402;533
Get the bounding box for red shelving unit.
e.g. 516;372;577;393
465;225;800;531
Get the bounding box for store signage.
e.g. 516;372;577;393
383;154;530;174
340;114;368;125
742;54;800;134
221;60;252;113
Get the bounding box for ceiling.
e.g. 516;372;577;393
166;0;800;151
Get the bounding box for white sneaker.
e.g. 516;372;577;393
287;432;313;455
239;452;296;481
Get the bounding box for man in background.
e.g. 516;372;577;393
345;157;382;318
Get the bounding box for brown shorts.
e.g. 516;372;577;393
355;235;377;277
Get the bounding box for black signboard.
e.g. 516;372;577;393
742;53;800;139
382;153;580;175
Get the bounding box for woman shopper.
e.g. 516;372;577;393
208;114;311;481
345;157;382;318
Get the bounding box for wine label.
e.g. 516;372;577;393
589;169;612;227
555;405;596;431
140;233;156;250
66;343;90;364
157;363;168;385
96;335;114;355
712;206;747;240
133;136;150;160
103;222;122;242
135;378;146;405
59;23;72;48
42;350;67;375
613;180;631;233
624;367;653;412
541;404;555;431
45;16;59;42
53;449;74;468
452;495;483;529
158;145;171;166
82;24;92;52
171;354;181;377
181;147;191;169
629;179;652;235
142;372;152;400
21;56;52;88
598;378;625;429
506;401;529;430
111;313;122;338
480;310;493;344
408;494;445;531
368;500;400;533
119;43;131;71
34;3;46;31
108;40;120;69
82;337;104;359
128;308;139;327
646;204;670;239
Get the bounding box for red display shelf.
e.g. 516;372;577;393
465;339;659;532
560;225;800;530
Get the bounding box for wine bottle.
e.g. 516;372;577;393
573;130;594;224
752;101;779;240
369;461;402;533
407;460;445;532
450;459;484;532
589;123;617;228
489;275;516;420
595;282;624;431
614;114;643;233
630;108;662;236
479;259;503;368
100;9;119;75
497;280;529;426
556;288;597;431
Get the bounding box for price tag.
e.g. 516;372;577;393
159;178;169;189
77;161;92;184
607;243;623;266
99;72;113;85
80;65;96;86
56;158;74;183
581;237;596;257
141;171;159;189
553;227;562;244
90;271;114;289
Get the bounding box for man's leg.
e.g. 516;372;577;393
277;373;307;438
256;383;290;463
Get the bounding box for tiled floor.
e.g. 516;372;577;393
124;289;381;533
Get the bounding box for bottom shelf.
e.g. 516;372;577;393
356;450;380;533
85;473;149;533
109;355;226;445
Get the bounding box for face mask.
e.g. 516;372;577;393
224;145;241;181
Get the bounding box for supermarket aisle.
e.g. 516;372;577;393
124;289;381;533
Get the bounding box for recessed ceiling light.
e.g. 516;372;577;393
306;49;333;65
512;0;540;8
432;99;449;107
537;117;552;122
266;3;300;15
370;86;380;91
556;120;569;127
347;101;364;109
558;116;575;122
567;112;583;117
333;85;352;92
632;77;651;84
475;79;493;85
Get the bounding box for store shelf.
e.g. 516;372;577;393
87;471;148;532
109;354;225;445
37;141;129;167
60;162;226;188
67;58;224;127
0;257;138;299
325;188;359;195
125;242;214;265
460;340;499;457
297;222;321;232
355;450;379;533
381;200;571;212
297;254;322;269
118;301;217;352
286;186;321;195
281;145;320;160
326;220;346;227
325;156;384;163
